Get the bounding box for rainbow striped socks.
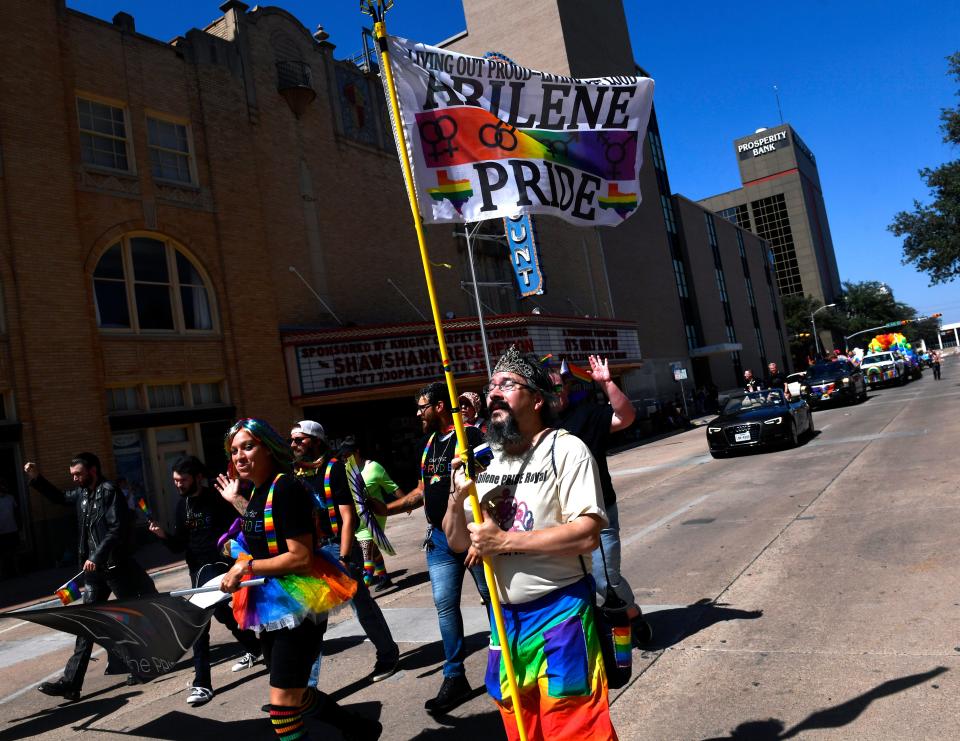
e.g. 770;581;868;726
269;704;306;740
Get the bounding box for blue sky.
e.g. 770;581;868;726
68;0;960;323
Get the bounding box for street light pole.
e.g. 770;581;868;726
464;221;493;378
811;303;836;357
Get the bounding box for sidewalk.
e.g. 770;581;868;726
0;540;186;611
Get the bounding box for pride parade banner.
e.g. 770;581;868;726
387;37;655;226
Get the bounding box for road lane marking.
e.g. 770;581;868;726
612;455;712;478
866;390;960;405
0;633;75;668
806;428;927;447
620;494;713;548
0;647;106;705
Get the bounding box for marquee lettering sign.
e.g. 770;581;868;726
284;317;642;399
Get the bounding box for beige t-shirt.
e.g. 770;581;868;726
468;429;606;604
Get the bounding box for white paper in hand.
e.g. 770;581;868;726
188;574;233;609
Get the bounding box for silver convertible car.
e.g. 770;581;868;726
706;389;814;458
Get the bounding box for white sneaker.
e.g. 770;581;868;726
186;686;213;706
231;652;258;672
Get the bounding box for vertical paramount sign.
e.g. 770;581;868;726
387;37;655;226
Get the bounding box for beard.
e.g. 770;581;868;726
486;405;523;452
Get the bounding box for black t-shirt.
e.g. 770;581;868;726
766;372;787;390
422;425;484;529
168;487;238;571
560;401;616;506
242;473;314;559
296;458;353;540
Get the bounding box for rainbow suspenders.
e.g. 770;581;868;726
263;473;283;556
420;432;438;486
322;458;341;537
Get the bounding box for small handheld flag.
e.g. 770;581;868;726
560;358;593;383
54;571;85;605
136;497;152;518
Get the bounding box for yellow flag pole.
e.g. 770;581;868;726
367;10;528;741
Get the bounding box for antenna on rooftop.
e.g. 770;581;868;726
773;84;784;125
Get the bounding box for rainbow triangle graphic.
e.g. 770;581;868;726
598;183;638;219
427;170;473;214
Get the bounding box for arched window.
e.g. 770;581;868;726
93;236;215;333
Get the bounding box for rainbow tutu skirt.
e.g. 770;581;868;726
225;540;357;634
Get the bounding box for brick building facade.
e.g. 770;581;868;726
0;0;787;566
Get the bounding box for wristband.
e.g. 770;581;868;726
245;559;254;575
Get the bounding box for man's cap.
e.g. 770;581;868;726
292;420;325;441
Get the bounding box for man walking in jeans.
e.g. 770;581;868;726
551;356;648;644
393;381;489;714
289;421;400;685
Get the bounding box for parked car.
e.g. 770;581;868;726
802;361;867;407
706;388;814;458
861;351;907;387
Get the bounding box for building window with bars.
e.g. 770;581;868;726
191;382;223;406
107;387;142;412
647;130;666;174
685;324;698;352
77;97;131;172
673;258;689;299
715;268;729;303
705;212;719;246
147;384;185;409
750;194;803;296
93;236;216;334
661;195;678;234
147;116;195;184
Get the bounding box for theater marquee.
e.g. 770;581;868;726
283;314;642;402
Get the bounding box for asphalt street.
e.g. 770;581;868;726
0;357;957;740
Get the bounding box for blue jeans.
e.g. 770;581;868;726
426;526;491;679
308;541;399;687
592;501;636;609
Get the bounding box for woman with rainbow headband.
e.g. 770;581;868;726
216;418;378;741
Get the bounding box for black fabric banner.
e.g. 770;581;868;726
0;594;216;680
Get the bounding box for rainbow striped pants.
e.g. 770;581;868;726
486;578;618;741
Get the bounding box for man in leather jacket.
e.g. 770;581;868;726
25;452;156;701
